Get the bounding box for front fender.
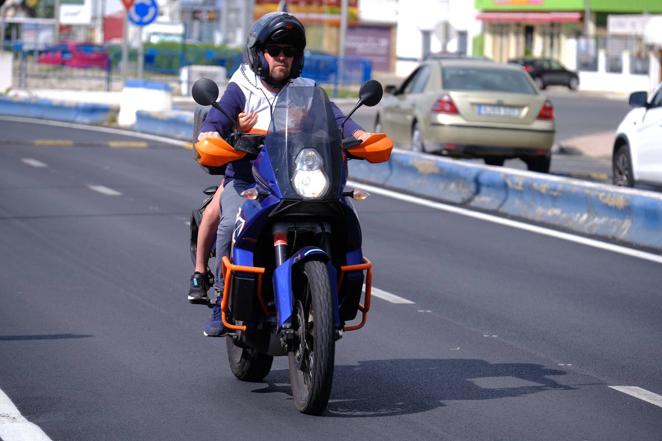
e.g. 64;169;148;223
273;247;339;329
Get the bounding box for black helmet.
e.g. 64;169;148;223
245;12;306;81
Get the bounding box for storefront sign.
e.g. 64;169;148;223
608;15;650;36
254;0;359;25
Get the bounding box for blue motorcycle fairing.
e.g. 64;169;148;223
273;246;340;329
232;196;280;263
345;249;364;266
252;148;283;199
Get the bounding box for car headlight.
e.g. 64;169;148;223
292;149;329;199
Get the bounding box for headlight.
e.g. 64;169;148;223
292;149;329;199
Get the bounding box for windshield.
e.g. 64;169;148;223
442;66;537;95
264;85;344;200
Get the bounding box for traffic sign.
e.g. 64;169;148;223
121;0;135;11
128;0;158;27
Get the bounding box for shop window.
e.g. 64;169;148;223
577;37;597;71
606;36;625;73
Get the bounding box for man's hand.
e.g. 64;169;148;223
237;112;258;132
352;130;371;142
198;131;221;141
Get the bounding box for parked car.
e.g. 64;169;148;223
612;83;662;188
508;57;579;90
38;42;110;69
375;59;556;172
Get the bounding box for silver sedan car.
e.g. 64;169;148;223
375;59;556;172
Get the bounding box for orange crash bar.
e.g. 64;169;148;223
339;258;373;332
221;256;266;332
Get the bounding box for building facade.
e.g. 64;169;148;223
475;0;662;92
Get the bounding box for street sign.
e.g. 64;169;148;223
128;0;158;27
121;0;135;11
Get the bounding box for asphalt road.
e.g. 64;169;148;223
1;119;660;441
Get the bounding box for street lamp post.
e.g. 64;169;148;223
583;0;591;36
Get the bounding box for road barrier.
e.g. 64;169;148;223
0;95;113;124
134;109;194;141
2;97;661;253
349;151;662;252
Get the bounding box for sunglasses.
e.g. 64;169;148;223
264;45;296;58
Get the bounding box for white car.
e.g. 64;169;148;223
612;83;662;187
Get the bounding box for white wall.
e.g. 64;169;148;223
360;0;480;78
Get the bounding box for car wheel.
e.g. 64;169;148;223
534;77;545;90
613;142;634;187
524;154;551;173
568;77;579;91
411;122;425;153
484;157;505;166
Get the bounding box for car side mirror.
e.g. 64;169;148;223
628;91;648;108
384;85;398;95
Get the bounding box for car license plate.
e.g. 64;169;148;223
476;105;520;117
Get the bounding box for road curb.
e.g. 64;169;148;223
349;150;662;252
0;95;114;124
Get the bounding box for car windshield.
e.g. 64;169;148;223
442;67;537;95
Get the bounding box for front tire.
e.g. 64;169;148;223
568;77;579;91
613;142;634;187
411;122;426;152
226;337;273;382
288;260;335;415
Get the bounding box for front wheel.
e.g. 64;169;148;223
288;260;335;415
226;337;273;382
411;122;426;152
613;143;634;187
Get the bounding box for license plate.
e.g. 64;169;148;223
476;105;521;117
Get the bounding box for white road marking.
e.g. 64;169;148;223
0;115;187;147
88;185;122;196
370;287;414;304
21;158;47;168
609;386;662;408
0;388;53;441
348;180;662;265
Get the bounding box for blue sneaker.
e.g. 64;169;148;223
203;297;228;337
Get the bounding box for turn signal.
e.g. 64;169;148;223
240;188;259;200
431;94;459;114
536;100;554;120
352;189;370;201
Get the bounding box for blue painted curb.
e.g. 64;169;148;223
0;96;113;124
134;110;194;141
350;150;662;252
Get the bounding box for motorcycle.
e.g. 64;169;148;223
190;77;392;414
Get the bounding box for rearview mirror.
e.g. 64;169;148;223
358;79;383;107
384;85;397;95
628;91;648;108
192;78;219;106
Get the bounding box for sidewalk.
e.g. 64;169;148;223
556;131;615;159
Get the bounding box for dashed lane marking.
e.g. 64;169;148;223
0;388;53;441
109;141;148;148
609;386;662;408
33;139;73;147
369;287;414;304
21;158;47;168
88;185;122;196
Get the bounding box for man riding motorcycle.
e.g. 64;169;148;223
195;11;369;337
